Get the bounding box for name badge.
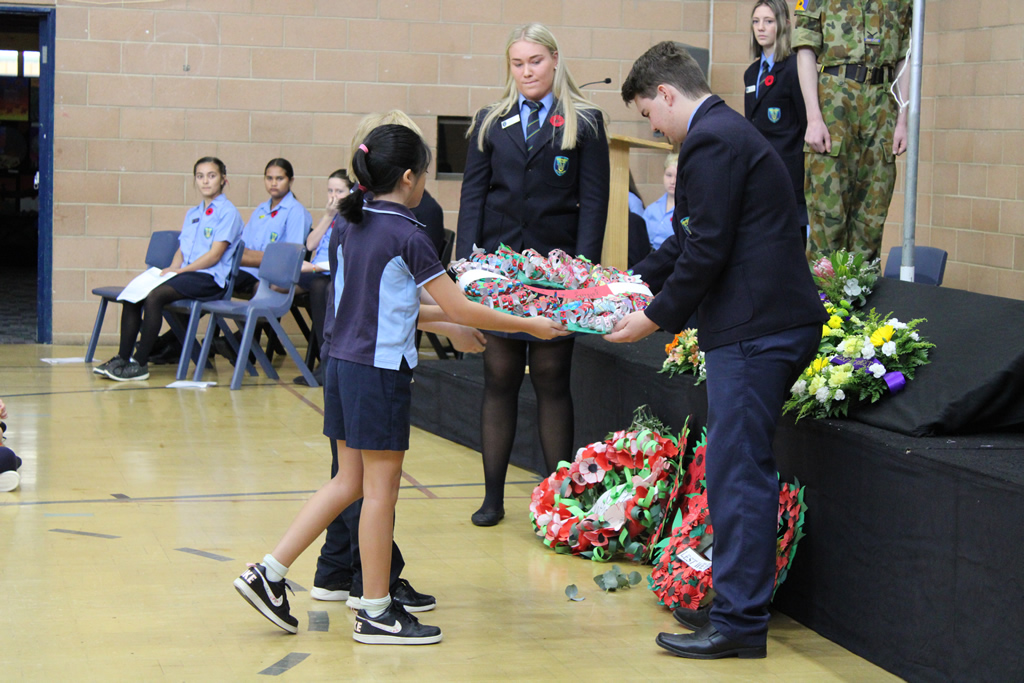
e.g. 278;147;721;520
501;114;521;129
745;85;756;94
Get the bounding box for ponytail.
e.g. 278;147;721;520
339;124;431;224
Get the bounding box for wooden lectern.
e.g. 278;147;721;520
601;134;673;270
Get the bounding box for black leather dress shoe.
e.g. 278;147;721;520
470;507;505;527
656;623;767;659
673;604;711;630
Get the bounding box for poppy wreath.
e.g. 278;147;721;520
529;407;688;562
450;245;653;334
648;429;808;610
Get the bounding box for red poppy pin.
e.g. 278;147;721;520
549;114;565;128
205;207;214;216
271;210;279;218
764;75;775;87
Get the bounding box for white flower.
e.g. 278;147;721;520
860;342;876;359
792;379;807;396
910;331;920;341
834;389;846;401
815;387;830;403
869;362;887;378
887;318;908;329
882;341;897;357
844;278;862;296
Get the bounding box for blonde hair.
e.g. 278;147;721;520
469;23;604;152
749;0;793;61
664;153;679;170
348;110;426;184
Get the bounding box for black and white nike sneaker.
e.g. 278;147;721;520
233;563;298;634
352;603;442;645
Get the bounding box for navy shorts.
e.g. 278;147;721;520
322;356;413;452
166;272;224;300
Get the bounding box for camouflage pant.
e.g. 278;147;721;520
805;73;897;261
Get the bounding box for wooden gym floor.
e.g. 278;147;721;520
0;343;899;681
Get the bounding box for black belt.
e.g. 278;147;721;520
822;63;893;85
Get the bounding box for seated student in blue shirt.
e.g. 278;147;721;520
95;156;244;382
233;123;566;646
641;152;679;251
235;158;313;295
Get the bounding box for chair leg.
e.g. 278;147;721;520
232;312;278;389
193;313;219;382
85;298;109;363
175;303;203;381
267;316;318;387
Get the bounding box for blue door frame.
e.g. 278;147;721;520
1;5;54;343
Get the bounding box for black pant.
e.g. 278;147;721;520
313;439;404;591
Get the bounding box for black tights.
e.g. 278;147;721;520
308;274;330;352
118;283;183;365
477;333;575;513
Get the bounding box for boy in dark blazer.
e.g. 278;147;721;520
610;41;826;659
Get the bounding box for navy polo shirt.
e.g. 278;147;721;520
326;199;445;371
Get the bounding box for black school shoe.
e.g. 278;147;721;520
353;602;442;645
104;359;149;382
93;356;125;376
233;563;298;634
346;578;436;613
673;604;711;630
656;623;766;659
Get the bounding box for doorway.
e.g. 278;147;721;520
0;6;53;344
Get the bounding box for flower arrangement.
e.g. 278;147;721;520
785;308;934;420
649;429;808;610
450;245;652;334
810;250;880;309
660;328;706;384
529;408;687;562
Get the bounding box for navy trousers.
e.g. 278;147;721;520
313;439;405;591
703;323;820;646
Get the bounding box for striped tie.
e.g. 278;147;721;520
525;100;542;151
757;60;769;99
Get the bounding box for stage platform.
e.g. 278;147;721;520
411;279;1024;683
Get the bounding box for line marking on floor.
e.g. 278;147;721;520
258;652;310;676
50;528;119;539
307;611;329;632
176;547;233;562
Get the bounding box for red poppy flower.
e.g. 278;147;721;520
205;207;214;216
271;210;279;218
549;114;565;127
678;584;702;609
764;75;775;87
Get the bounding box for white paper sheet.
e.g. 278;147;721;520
116;267;177;303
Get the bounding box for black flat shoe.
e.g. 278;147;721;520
672;604;711;630
656;623;766;660
471;507;505;527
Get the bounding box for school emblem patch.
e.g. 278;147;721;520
681;216;691;235
269;231;279;243
204;225;213;239
768;107;781;123
553;156;569;177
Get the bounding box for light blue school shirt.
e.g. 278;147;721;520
518;92;555;140
178;193;244;288
240;191;312;278
642;193;675;250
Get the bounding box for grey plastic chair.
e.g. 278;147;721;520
166;242;252;380
84;230;180;363
883;246;948;286
193;241;317;390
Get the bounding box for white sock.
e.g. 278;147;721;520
262;554;288;582
362;594;391;618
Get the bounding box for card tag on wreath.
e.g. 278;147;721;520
679;548;712;572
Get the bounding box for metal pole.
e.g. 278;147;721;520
900;0;927;281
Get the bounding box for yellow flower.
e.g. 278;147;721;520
822;325;830;338
870;325;895;347
828;315;843;329
811;357;830;374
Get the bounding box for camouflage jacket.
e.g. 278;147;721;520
792;0;912;68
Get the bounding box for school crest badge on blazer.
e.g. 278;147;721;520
554;156;569;176
768;107;781;123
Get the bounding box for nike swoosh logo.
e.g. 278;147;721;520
363;617;402;634
248;568;283;608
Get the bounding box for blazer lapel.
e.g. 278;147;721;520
749;63;771;118
501;108;527;155
525;97;558;164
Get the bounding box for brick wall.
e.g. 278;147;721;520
4;0;1022;343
